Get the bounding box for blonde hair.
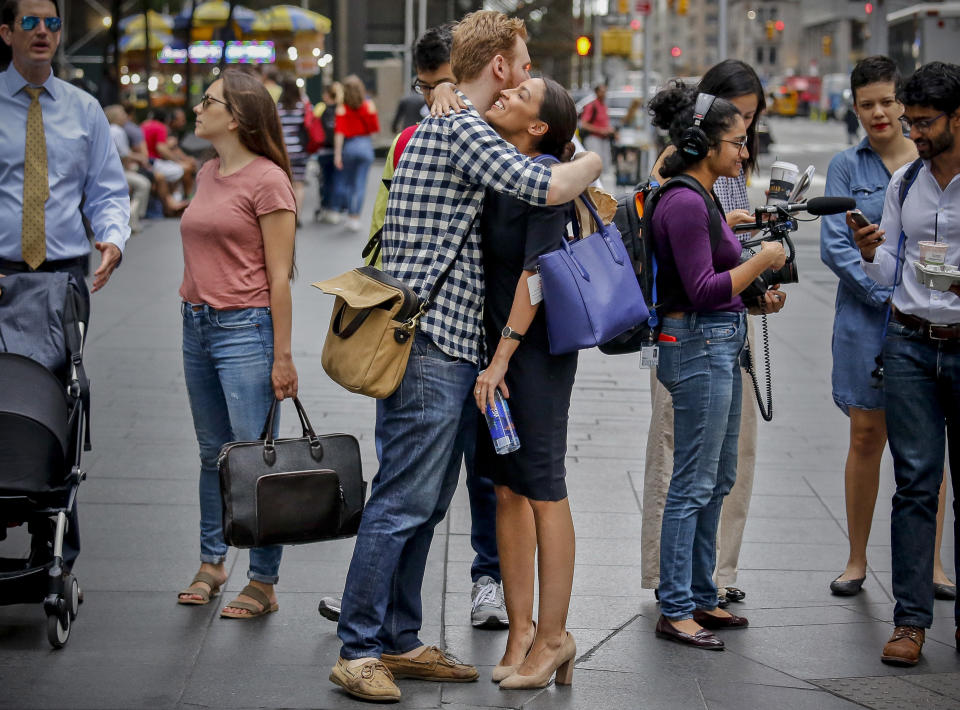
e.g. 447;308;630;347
342;75;366;110
450;10;527;84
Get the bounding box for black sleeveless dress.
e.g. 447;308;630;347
474;188;578;501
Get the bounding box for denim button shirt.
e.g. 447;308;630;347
820;138;901;413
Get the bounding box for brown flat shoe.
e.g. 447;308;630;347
381;646;478;682
881;625;924;666
655;615;724;650
329;657;401;702
692;609;749;629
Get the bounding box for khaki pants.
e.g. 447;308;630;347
641;318;759;590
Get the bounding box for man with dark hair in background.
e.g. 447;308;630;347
853;61;960;666
0;0;131;571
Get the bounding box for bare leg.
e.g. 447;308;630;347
495;485;537;668
514;497;575;677
934;474;955;585
838;407;887;582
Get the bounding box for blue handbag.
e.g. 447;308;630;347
538;191;650;355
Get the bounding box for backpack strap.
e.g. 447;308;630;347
898;158;923;207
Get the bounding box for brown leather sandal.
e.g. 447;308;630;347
220;584;278;619
177;571;223;605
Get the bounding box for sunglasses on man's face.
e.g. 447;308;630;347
18;16;62;32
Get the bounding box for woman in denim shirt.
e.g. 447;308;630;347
821;56;954;599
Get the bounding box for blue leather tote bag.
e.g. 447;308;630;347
538;192;650;355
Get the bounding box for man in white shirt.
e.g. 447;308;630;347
855;61;960;667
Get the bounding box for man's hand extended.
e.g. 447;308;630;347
92;242;122;292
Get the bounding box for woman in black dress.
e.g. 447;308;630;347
473;77;579;690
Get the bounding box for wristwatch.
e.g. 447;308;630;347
501;326;524;342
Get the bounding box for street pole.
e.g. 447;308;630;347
592;14;602;86
718;0;728;61
404;0;413;87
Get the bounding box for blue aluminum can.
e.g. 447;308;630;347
484;387;521;455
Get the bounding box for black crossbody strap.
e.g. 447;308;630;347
417;208;481;317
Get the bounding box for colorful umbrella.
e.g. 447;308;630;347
119;11;174;33
120;31;175;52
174;1;256;32
251;5;331;34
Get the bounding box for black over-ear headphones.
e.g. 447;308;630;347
678;92;717;162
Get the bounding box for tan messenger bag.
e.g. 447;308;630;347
312;266;421;399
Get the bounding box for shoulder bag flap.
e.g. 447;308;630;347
312;266;419;319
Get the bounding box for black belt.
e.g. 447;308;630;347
893;310;960;341
0;255;87;273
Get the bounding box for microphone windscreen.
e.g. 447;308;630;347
805;196;857;215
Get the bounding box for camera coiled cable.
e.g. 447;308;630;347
743;314;773;421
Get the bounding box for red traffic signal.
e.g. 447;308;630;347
774;20;785;31
670;46;682;58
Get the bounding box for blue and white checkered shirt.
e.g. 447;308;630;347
381;93;553;364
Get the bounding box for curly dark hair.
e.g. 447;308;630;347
413;23;454;73
649;82;741;178
898;61;960;115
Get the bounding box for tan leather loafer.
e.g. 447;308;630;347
381;646;478;682
881;626;925;666
329;657;401;702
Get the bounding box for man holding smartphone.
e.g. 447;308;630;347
853;61;960;666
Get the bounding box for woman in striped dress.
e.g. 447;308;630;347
277;74;309;219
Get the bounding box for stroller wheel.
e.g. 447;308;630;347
46;608;70;649
65;575;80;620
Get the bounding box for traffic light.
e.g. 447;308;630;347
576;35;592;57
677;0;688;15
670;46;682;58
865;3;874;13
775;20;785;32
766;20;774;40
822;35;832;57
618;0;629;14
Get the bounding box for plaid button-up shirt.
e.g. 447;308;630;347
381;94;552;364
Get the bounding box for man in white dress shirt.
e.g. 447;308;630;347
854;61;960;667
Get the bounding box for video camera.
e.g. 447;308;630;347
734;196;855;308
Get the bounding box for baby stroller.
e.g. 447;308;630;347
0;272;90;648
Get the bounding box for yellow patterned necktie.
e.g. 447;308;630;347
22;86;49;270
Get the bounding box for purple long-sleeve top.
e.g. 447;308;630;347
651;187;744;313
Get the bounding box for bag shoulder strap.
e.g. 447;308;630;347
898;158;923;207
645;175;724;253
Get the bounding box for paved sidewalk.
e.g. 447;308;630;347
1;119;958;709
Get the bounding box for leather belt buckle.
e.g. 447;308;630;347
928;324;954;341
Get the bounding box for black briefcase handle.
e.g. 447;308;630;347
257;396;322;466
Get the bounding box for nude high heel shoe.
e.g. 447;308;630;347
498;632;576;689
492;621;536;682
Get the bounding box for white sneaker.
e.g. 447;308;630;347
320;210;341;225
345;217;362;232
471;576;509;629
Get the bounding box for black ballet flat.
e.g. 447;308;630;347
830;575;866;596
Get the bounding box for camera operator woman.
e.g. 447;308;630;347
820;55;955;599
646;85;786;649
644;61;768;610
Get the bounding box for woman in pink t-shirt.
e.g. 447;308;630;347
176;70;298;620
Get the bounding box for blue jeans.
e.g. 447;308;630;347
656;311;746;620
316;150;339;211
181;303;283;584
464;433;500;583
884;320;960;628
336;135;374;216
338;332;478;658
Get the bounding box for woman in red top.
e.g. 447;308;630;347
175;70;298;620
333;74;379;232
